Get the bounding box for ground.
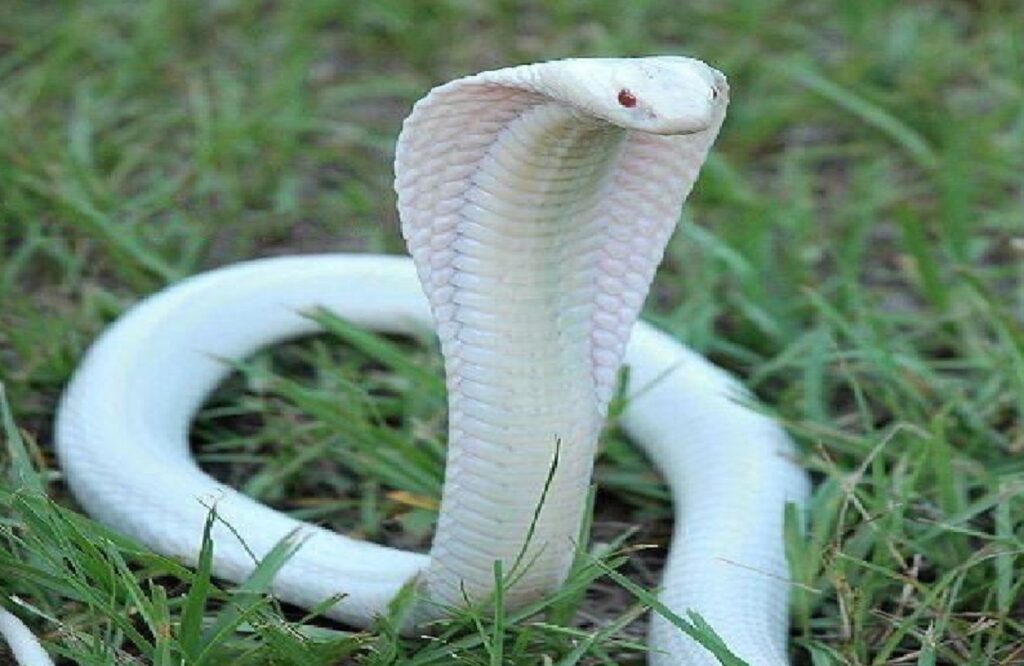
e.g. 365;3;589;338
1;1;1022;664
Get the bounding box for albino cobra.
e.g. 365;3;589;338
0;608;54;666
5;57;811;665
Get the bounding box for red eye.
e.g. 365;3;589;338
617;89;637;108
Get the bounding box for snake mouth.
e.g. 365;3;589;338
638;116;717;136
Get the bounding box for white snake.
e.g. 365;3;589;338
5;57;810;665
0;608;54;666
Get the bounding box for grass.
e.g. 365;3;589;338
1;0;1022;663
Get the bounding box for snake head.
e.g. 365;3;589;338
538;56;728;136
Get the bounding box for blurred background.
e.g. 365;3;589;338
1;1;1022;664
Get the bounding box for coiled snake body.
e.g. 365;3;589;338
8;57;809;665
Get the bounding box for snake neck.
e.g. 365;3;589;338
439;103;625;414
416;101;626;609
